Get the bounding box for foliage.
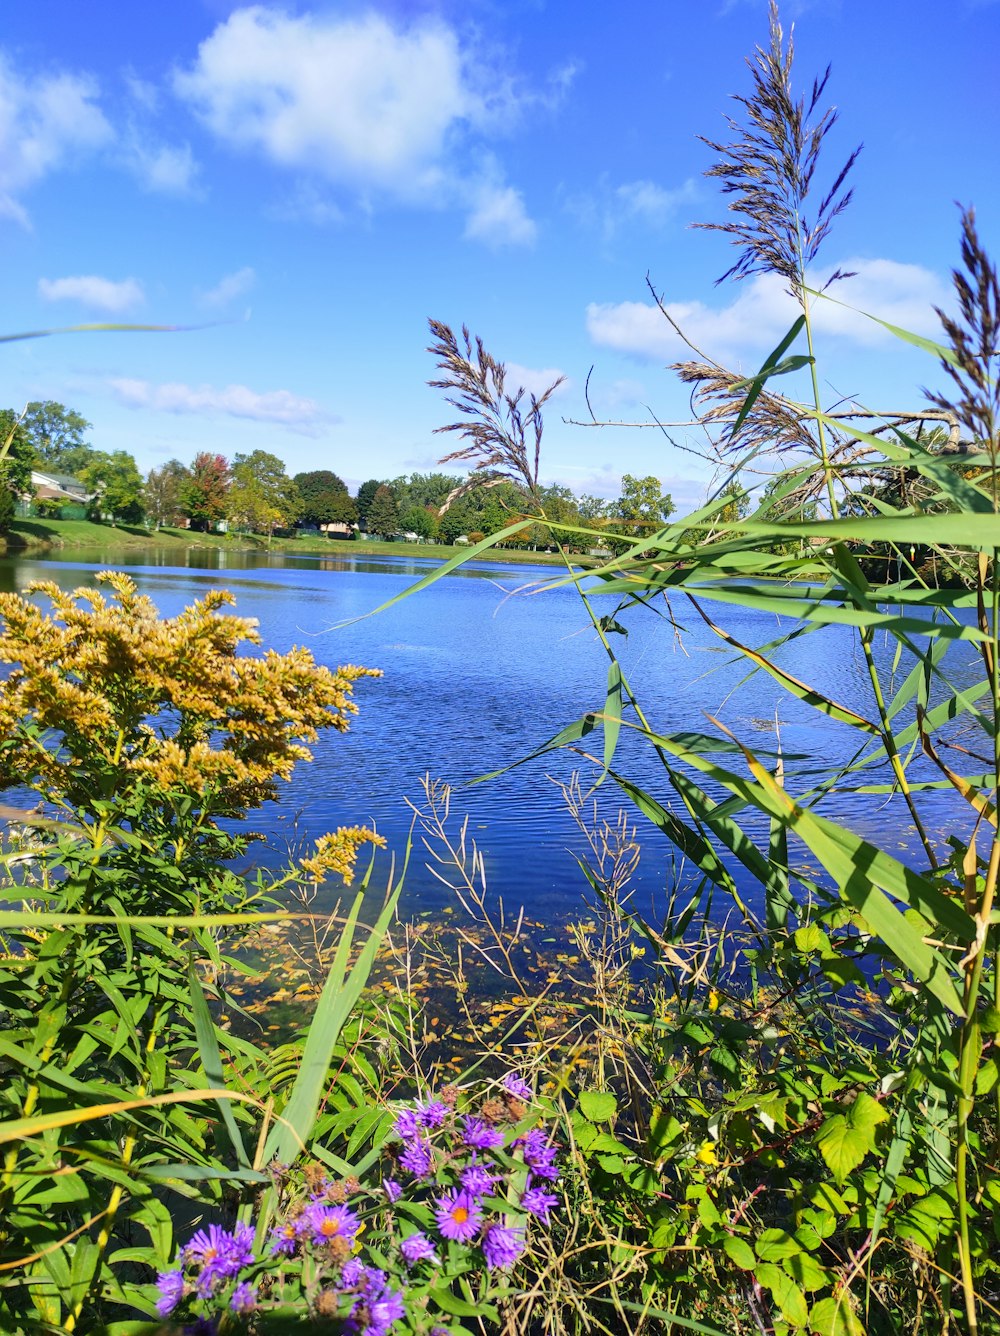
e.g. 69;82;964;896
367;483;400;539
293;470;356;529
405;7;1000;1327
0;573;390;1333
20;401;93;472
79;448;146;523
228;450;300;537
183;451;230;531
145;458;192;528
355;479;384;521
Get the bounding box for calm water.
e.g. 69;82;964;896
0;547;977;925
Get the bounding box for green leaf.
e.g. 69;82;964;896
816;1093;888;1184
722;1235;756;1270
755;1229;803;1262
601;659;623;777
808;1293;866;1336
188;959;249;1169
727;316;806;439
578;1090;618;1123
756;1262;809;1327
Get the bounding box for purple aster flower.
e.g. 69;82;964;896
393;1108;421;1141
481;1224;525;1270
399;1230;439;1267
301;1201;360;1248
155;1269;185;1319
502;1071;533;1101
434;1188;483;1243
366;1285;406;1336
521;1185;559;1221
230;1223;255;1268
398;1136;433;1179
230;1282;258;1314
461;1116;505;1152
183;1320;219;1336
529;1160;560;1183
517;1129;557;1168
383;1177;403;1204
341;1257;365;1288
460;1159;498;1196
416;1097;449;1128
269;1221;299;1257
185;1224;250;1294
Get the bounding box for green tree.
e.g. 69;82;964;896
21;401;94;473
366;483;399;539
80;450;145;523
400;504;439;540
227;450;300;537
293;470;355;528
183;452;230;531
355;479;383;521
145;459;191;529
0;410;39;530
387;472;456;513
602;474;675;554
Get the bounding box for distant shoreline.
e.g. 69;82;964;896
2;517;594;569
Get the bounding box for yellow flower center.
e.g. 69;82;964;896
452;1207;469;1224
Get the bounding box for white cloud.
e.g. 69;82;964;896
505;362;569;398
464;183;536;248
0;55;111;224
38;274;145;313
566;176;697;240
173;6;536;242
125;136;200;195
175;9;475;191
586;260;950;364
201;266;256;306
108;377;326;433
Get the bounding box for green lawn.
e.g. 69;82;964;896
3;518;590;568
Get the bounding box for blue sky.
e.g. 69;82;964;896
2;0;997;510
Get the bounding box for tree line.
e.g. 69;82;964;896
1;400;679;549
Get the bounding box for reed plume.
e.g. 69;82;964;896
696;0;860;295
427;318;564;504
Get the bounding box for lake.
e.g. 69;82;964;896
0;547;975;927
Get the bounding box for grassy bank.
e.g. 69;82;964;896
3;517;588;567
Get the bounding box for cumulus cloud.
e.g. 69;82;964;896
0;55;111;224
201;265;256;306
587;260;950;364
38;274;145;313
108;377;326;433
505;361;570;398
464;183;536;247
124;136;200;195
566;176;697;240
173;5;536;242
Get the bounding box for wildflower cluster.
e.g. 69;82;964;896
152;1072;561;1332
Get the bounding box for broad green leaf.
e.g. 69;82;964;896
808;1292;866;1336
723;1235;756;1270
816;1094;888;1183
578;1090;617;1123
756;1262;809;1327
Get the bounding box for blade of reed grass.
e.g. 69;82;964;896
187;959;250;1170
261;881;402;1168
727;314;807;439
